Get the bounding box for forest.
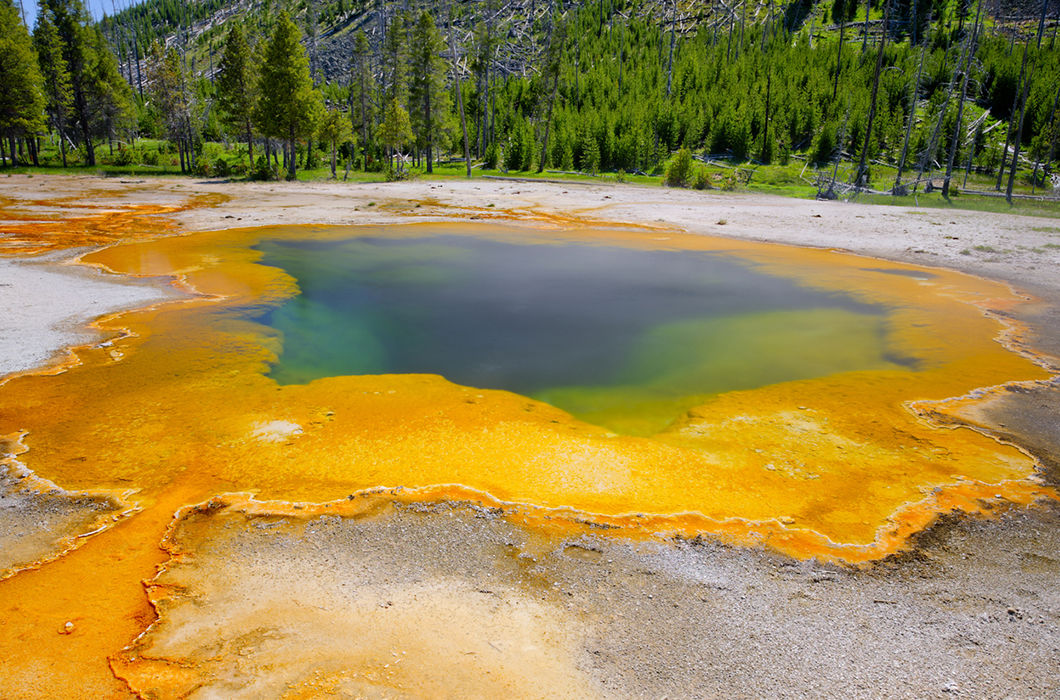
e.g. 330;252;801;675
1;0;1059;203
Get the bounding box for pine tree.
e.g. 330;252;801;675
379;95;412;173
409;10;449;174
43;0;95;164
382;10;409;107
0;0;45;166
317;106;352;178
148;42;195;172
42;0;131;166
445;0;471;177
349;30;374;171
471;0;500;157
87;25;134;156
538;17;566;173
254;10;322;180
217;24;256;165
33;1;73;167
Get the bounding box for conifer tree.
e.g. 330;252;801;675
148;42;195;172
34;1;73;167
317;106;352;178
382;11;409;107
254;10;322;180
471;0;500;157
217;24;256;165
409;10;449;173
538;18;566;173
379;95;412;172
0;0;45;165
87;25;134;156
43;0;131;165
43;0;95;163
445;0;471;177
349;30;374;171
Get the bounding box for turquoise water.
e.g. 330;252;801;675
257;229;909;433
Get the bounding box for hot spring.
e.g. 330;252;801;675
257;229;913;435
2;220;1050;560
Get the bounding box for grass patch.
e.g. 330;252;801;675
858;192;1060;220
3;144;1058;221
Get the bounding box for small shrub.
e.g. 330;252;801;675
142;149;159;166
385;159;412;181
484;142;499;169
561;141;574;171
665;148;693;187
778;141;791;166
213;157;231;178
250;155;274;180
812;123;837;165
113;145;136;166
692;166;711;190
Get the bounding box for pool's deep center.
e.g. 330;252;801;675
258;231;907;434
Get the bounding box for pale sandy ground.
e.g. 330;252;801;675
0;251;178;380
1;174;1058;697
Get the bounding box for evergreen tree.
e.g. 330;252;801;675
317;105;352;178
216;24;256;165
379;95;412;172
0;0;45;165
254;10;322;180
382;10;409;107
147;42;195;172
86;25;134;155
409;10;449;173
33;0;73;167
471;0;501;157
349;30;374;171
538;18;566;172
445;0;472;177
43;0;100;164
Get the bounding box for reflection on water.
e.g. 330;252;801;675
260;235;909;433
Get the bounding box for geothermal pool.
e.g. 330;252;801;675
2;188;1058;699
0;221;1053;565
258;231;911;434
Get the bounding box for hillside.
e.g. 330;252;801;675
6;0;1059;200
100;0;1059;86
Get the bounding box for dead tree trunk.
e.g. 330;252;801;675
996;39;1030;190
894;18;929;193
1006;65;1033;204
943;0;982;197
447;0;472;177
854;0;890;189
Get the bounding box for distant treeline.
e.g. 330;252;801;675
2;0;1059;195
